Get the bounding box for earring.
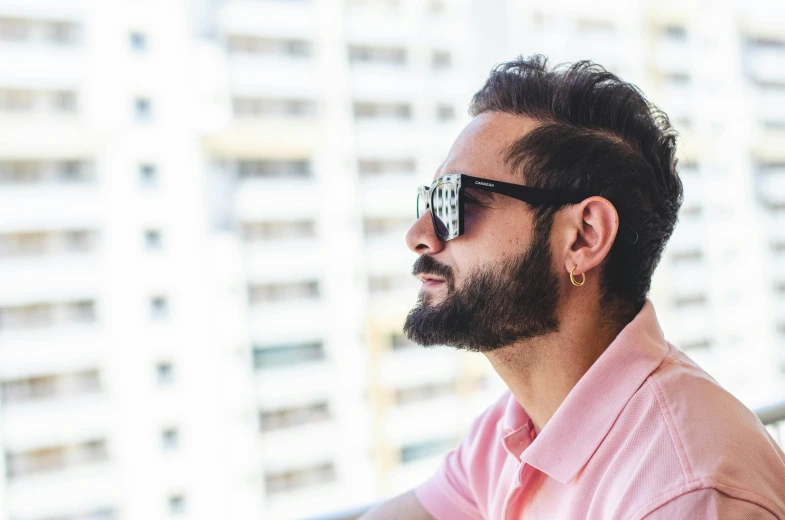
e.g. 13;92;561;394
570;265;585;287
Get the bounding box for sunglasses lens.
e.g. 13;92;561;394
416;186;428;218
431;182;458;240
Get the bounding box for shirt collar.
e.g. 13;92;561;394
501;299;669;484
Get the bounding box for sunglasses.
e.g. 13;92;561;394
416;174;639;244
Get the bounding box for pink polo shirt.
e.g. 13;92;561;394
414;299;785;519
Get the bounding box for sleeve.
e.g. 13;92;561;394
413;393;507;520
641;488;781;520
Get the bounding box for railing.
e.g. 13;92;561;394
757;400;785;446
301;401;785;520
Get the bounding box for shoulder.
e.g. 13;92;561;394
639;487;784;520
635;346;785;516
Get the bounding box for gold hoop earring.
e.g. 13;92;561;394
570;265;585;287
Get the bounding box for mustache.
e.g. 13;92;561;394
412;255;454;285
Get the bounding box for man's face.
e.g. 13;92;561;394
403;112;562;352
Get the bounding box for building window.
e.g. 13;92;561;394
226;35;312;58
368;273;415;294
0;232;47;257
746;36;785;51
363;216;411;238
681;338;711;351
671;249;703;264
237;159;310;179
232;97;317;118
129;31;148;51
390;332;416;350
348;45;406;66
662;24;687;42
6;439;108;479
663;72;691;86
259;401;330;432
252;341;325;370
436;104;455;121
59;160;88;181
1;375;58;404
0;300;97;330
0;160;39;184
0;229;96;257
168;494;185;515
672;294;707;308
161;428;180;451
134;97;152;122
63;230;95;253
242;220;315;242
52;91;77;113
0;89;34;112
46;21;79;45
139;163;158;187
577;18;615;35
357;158;415;176
431;50;452;69
65;300;96;323
150;296;169;319
0;17;30;42
427;0;447;15
400;438;456;464
394;381;455;406
144;229;163;250
156;362;174;386
354;101;412;121
265;462;336;494
248;280;320;304
0;303;54;330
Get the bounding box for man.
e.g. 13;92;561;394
360;56;785;519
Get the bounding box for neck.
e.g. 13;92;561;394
484;299;630;436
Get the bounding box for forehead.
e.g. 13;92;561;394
433;111;539;183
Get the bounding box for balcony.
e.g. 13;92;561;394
244;239;322;282
757;90;785;124
0;394;109;452
227;56;316;96
260;419;341;468
757;172;785;208
746;48;785;86
651;39;691;76
377;347;461;391
0;254;100;304
5;462;116;520
384;396;463;444
0;326;102;379
203;119;322;158
218;0;317;37
0;184;101;233
254;357;332;403
234;178;319;221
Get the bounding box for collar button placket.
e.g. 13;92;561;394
501;461;526;520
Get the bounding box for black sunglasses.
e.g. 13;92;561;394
416;174;638;244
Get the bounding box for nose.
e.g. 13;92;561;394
406;211;445;255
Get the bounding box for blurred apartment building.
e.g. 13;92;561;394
0;0;783;520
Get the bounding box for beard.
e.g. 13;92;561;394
403;224;561;352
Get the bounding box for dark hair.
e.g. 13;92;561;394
469;55;683;319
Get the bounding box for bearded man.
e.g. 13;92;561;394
361;56;785;519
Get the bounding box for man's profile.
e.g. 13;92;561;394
360;56;785;519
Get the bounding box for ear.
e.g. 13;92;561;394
557;196;619;280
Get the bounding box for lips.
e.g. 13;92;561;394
418;274;446;284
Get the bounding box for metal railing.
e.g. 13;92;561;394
757;400;785;446
302;401;785;520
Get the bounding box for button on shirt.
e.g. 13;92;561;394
414;299;785;519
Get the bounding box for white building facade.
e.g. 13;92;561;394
0;1;782;519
